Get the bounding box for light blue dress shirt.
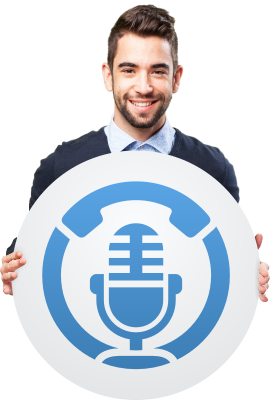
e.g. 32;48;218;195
104;113;176;154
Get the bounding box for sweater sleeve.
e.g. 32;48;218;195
29;151;56;209
222;154;240;203
6;151;56;255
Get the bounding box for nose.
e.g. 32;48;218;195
133;71;154;95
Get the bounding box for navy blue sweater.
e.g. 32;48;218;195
6;126;239;255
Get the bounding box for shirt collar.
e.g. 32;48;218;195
105;113;175;154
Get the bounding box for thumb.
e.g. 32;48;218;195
255;233;263;250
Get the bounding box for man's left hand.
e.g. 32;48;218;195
256;233;269;302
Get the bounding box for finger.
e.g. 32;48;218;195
259;262;269;277
0;258;26;275
1;272;18;283
2;251;23;264
255;234;263;250
258;275;269;285
259;292;268;302
3;282;13;295
258;286;267;293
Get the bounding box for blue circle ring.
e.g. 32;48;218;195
42;182;230;361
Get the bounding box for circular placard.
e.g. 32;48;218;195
13;152;259;399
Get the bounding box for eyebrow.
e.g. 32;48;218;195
118;62;170;71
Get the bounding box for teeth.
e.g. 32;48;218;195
131;101;153;107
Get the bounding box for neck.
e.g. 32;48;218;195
113;106;166;142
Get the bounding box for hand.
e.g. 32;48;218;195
255;233;269;302
1;251;27;295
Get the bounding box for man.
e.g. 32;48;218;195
1;4;269;300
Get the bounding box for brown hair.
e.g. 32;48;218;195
108;5;178;78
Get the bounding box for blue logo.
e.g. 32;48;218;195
42;182;230;369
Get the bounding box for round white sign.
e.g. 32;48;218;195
13;152;259;399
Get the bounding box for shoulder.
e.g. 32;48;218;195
59;129;102;149
173;129;227;180
53;127;110;177
178;130;225;161
34;129;100;177
56;127;106;155
42;127;110;177
30;127;109;208
172;129;239;202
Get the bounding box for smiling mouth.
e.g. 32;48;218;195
129;100;158;107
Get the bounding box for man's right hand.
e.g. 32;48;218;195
1;252;27;295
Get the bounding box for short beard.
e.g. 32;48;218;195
112;86;172;129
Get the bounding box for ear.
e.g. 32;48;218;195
172;65;183;94
102;63;113;92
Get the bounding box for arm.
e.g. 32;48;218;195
222;156;239;203
2;151;56;294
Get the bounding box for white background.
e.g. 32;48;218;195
29;0;241;202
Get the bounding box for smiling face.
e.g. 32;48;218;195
102;33;183;140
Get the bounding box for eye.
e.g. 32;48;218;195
122;69;166;75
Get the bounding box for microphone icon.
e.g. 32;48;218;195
90;223;182;369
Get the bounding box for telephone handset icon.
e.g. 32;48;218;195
61;181;211;238
43;182;230;369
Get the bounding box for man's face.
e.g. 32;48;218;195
110;34;177;129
